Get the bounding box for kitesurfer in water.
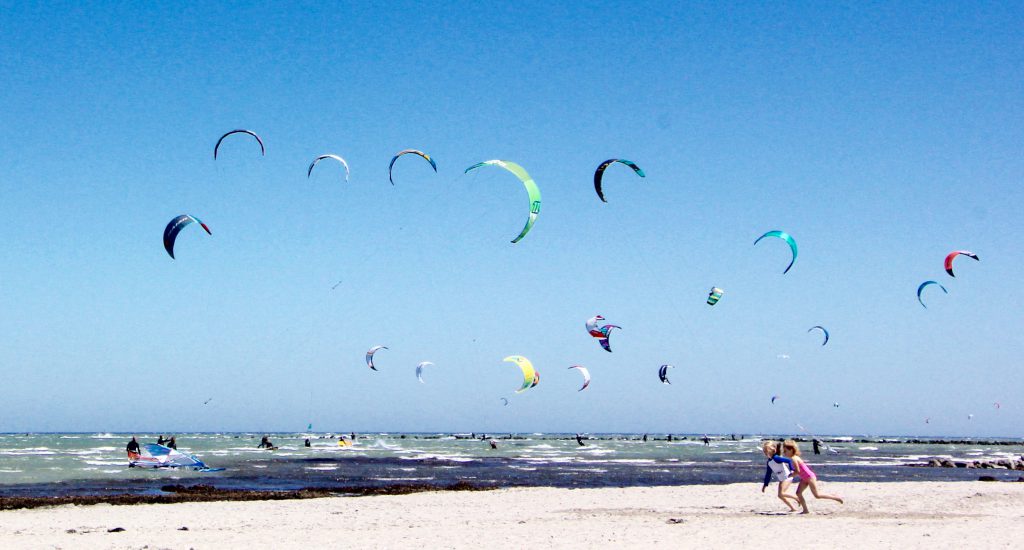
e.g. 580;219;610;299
642;434;648;442
166;436;177;450
126;436;141;457
304;438;311;447
812;439;821;455
258;436;274;449
156;435;166;445
489;439;497;450
702;435;710;446
576;434;585;446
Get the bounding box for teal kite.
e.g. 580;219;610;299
754;230;798;274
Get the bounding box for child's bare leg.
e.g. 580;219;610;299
776;481;797;511
807;479;844;504
796;482;810;514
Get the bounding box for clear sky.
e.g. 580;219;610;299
0;1;1021;436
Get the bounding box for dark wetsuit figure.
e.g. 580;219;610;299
576;434;585;446
166;437;177;450
126;437;140;454
258;436;274;449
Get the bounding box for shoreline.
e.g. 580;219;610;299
1;482;1021;548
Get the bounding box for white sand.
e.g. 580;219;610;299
1;482;1022;549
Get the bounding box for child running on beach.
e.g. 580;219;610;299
761;441;800;512
782;439;844;514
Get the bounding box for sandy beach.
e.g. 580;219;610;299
0;481;1021;549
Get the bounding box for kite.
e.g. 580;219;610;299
308;154;350;181
569;365;591;392
944;250;979;277
917;281;948;309
771;395;779;404
416;361;434;384
707;287;724;306
808;326;829;346
754;230;798;274
593;159;645;202
214;129;264;159
388;149;437;185
658;364;674;385
464;160;541;243
503;356;537;393
501;398;509;407
163;215;211;259
586;315;621;352
366;345;388;371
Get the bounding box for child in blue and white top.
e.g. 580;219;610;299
760;441;800;512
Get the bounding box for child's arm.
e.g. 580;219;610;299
762;462;773;489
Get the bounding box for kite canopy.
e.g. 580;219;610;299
214;129;265;159
594;159;645;202
503;355;537;393
464;160;541;243
163;215;211;259
308;154;350;181
586;315;621;353
500;397;509;406
416;361;434;384
569;365;591;392
754;230;798;274
707;287;724;306
944;250;979;277
917;280;948;309
389;149;437;185
366;345;388;371
771;395;779;404
658;364;674;385
808;326;829;346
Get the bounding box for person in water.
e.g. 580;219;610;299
761;441;800;512
488;439;497;450
812;439;821;455
575;434;585;446
702;435;710;446
642;434;648;442
156;435;166;446
258;436;274;449
782;440;844;514
126;436;141;457
166;436;177;450
304;438;311;447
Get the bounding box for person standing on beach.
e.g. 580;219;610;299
761;441;800;512
782;440;843;514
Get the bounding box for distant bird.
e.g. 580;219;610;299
203;398;213;405
331;280;343;290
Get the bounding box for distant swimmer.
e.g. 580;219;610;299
489;439;497;450
126;436;141;458
258;436;275;449
642;434;648;442
702;435;710;446
304;438;311;447
166;436;177;450
576;434;585;447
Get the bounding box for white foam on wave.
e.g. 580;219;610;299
858;446;879;451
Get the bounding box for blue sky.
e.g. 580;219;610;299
0;1;1021;436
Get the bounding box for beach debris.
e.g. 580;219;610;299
586;315;621;352
214;129;264;159
658;364;674;385
917;281;948;309
666;518;686;524
503;356;537;393
808;325;829;346
415;361;434;384
569;365;591;391
163;215;211;259
754;230;798;274
178;526;189;531
389;149;437;185
308;154;350;182
707;287;724;305
107;527;126;533
366;345;388;371
464;160;541;243
944;250;979;277
594;159;645;203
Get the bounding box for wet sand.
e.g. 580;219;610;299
1;481;1021;548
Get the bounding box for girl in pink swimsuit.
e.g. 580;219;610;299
783;439;844;514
